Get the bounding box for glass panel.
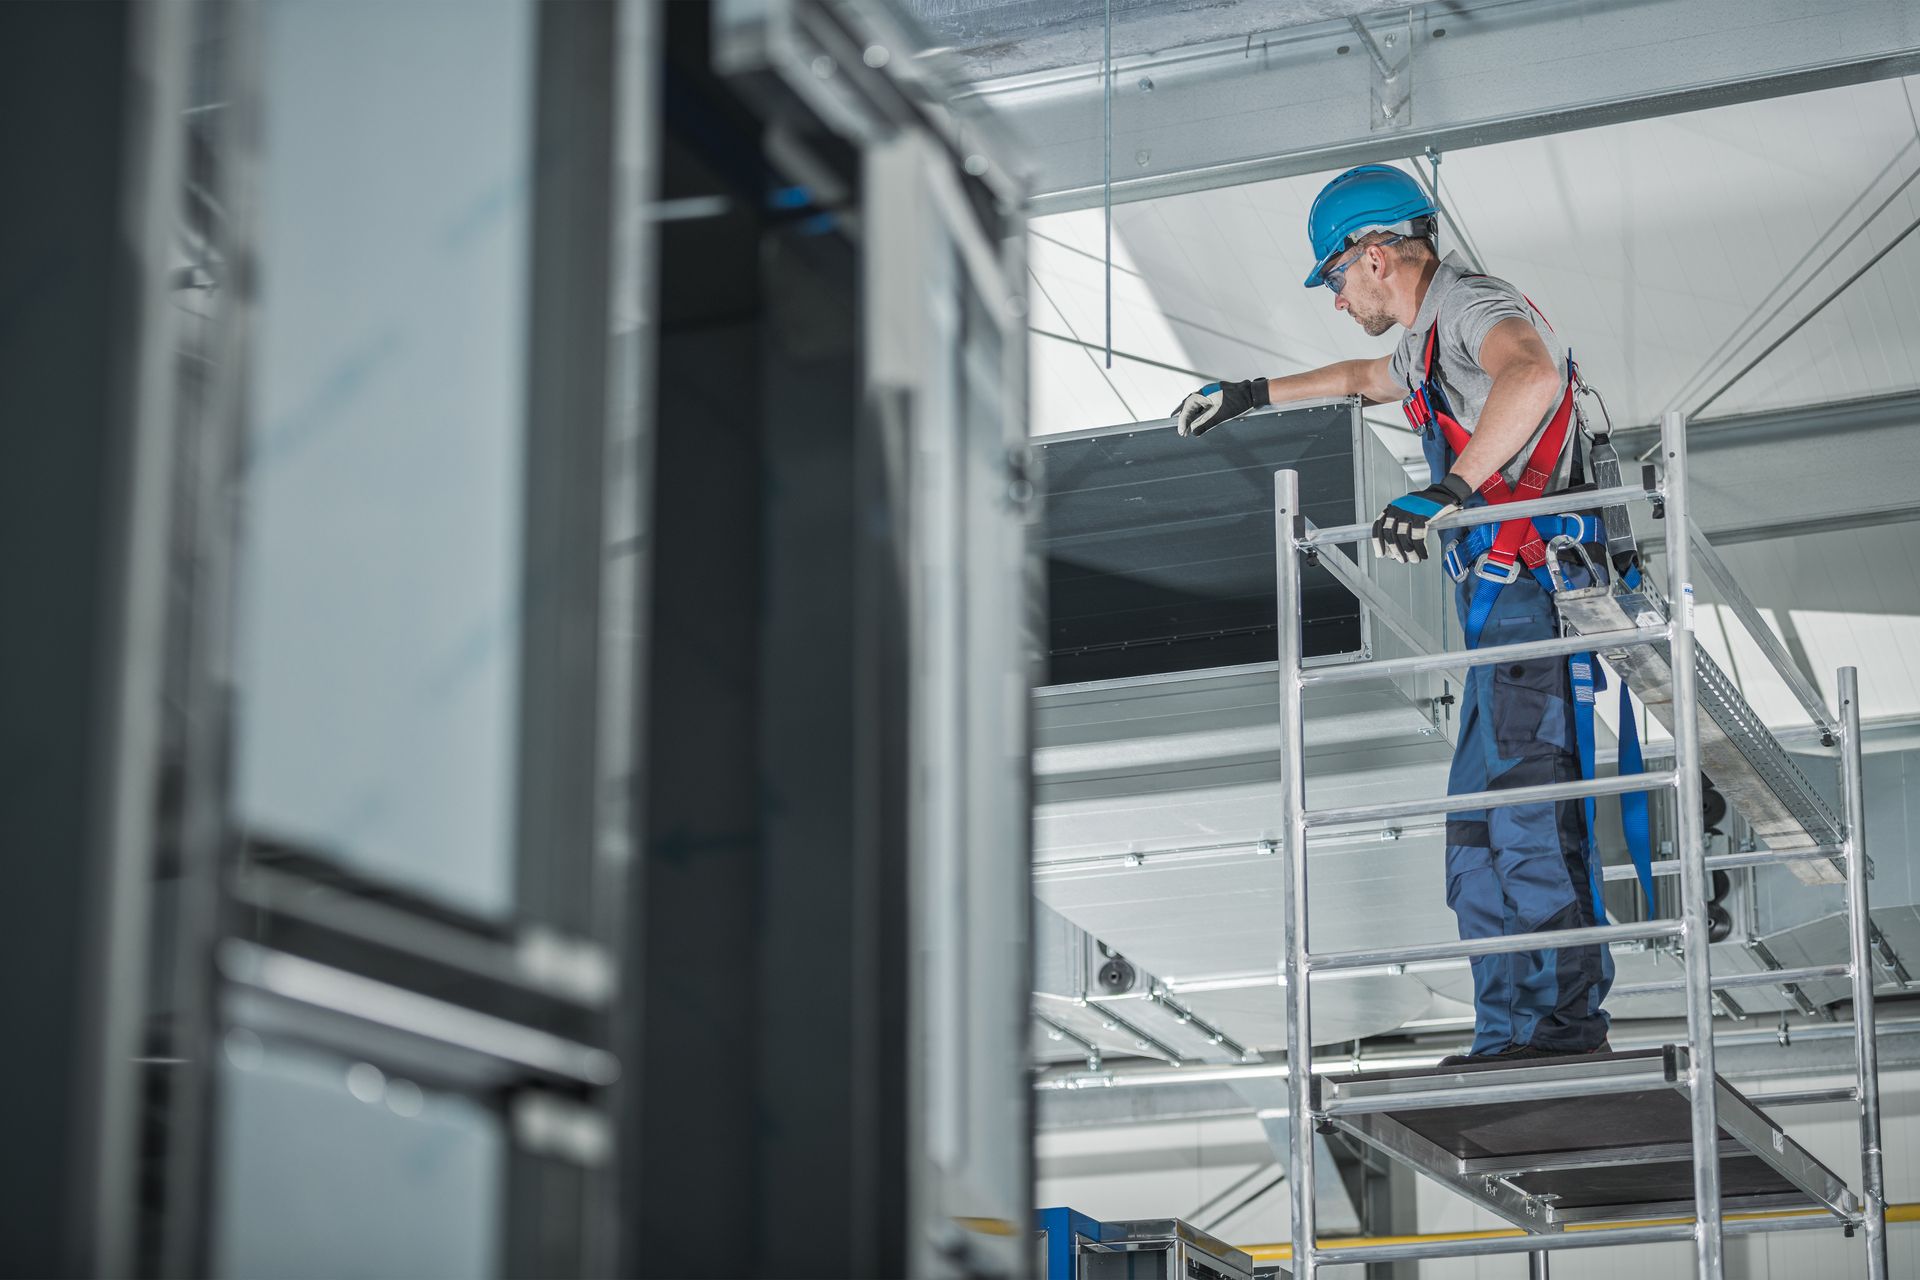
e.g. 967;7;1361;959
212;1034;503;1279
234;0;536;915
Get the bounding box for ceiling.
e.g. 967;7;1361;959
899;0;1411;79
1026;72;1920;438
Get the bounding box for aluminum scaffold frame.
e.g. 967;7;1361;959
1271;411;1889;1278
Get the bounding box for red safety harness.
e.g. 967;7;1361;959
1400;302;1579;585
1396;289;1651;915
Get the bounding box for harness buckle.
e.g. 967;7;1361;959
1475;555;1523;585
1442;542;1470;583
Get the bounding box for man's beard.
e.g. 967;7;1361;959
1347;298;1395;336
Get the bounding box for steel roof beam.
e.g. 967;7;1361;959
958;0;1920;212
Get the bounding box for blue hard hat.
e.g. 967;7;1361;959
1302;164;1438;287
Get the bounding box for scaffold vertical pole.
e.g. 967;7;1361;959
1276;469;1315;1276
1839;665;1889;1279
1662;408;1724;1278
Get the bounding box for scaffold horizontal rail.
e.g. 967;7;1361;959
1300;625;1671;687
1752;1085;1858;1107
1602;844;1845;881
1300;481;1657;549
1317;1066;1679;1117
1309;919;1682;971
1306;770;1676;828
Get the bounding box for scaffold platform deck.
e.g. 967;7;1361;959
1313;1047;1859;1233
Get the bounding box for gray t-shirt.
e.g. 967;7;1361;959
1387;252;1572;490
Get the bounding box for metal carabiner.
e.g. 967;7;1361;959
1544;533;1600;594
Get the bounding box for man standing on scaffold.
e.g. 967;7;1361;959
1173;164;1618;1065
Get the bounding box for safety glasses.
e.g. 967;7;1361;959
1322;233;1405;295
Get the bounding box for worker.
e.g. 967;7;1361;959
1171;164;1612;1065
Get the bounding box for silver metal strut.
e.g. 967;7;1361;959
1840;665;1889;1279
1274;471;1315;1278
1662;408;1725;1278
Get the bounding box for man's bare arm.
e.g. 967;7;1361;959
1445;317;1562;489
1265;356;1400;408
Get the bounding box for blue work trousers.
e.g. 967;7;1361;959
1446;569;1614;1055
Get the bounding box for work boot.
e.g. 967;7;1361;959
1499;1039;1612;1063
1437;1047;1516;1068
1438;1040;1610;1068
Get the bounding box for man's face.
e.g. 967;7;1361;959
1333;246;1396;336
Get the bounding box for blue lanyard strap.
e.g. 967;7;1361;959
1618;677;1656;909
1569;653;1658;917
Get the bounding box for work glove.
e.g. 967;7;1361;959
1372;473;1475;564
1172;378;1268;437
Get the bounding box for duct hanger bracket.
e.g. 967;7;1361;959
1349;9;1414;131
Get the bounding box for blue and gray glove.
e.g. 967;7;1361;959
1372;473;1475;564
1173;378;1268;437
